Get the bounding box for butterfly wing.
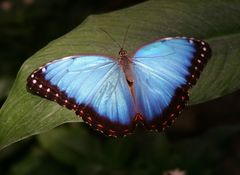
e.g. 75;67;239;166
132;37;211;130
27;55;135;137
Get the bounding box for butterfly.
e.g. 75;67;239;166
27;36;211;137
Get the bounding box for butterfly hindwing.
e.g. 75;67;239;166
27;55;135;137
132;37;211;130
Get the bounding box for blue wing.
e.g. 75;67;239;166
132;37;211;130
27;55;135;136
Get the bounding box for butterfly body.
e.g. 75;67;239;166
27;37;211;137
117;48;135;87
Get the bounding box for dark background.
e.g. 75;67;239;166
0;0;240;175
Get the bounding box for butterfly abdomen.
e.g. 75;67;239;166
118;55;134;86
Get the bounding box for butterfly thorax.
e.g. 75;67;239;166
118;48;134;87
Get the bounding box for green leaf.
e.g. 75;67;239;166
0;77;13;100
0;0;240;150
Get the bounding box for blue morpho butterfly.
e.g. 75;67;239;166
27;28;211;137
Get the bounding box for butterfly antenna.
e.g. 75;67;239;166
122;25;130;49
100;28;122;49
